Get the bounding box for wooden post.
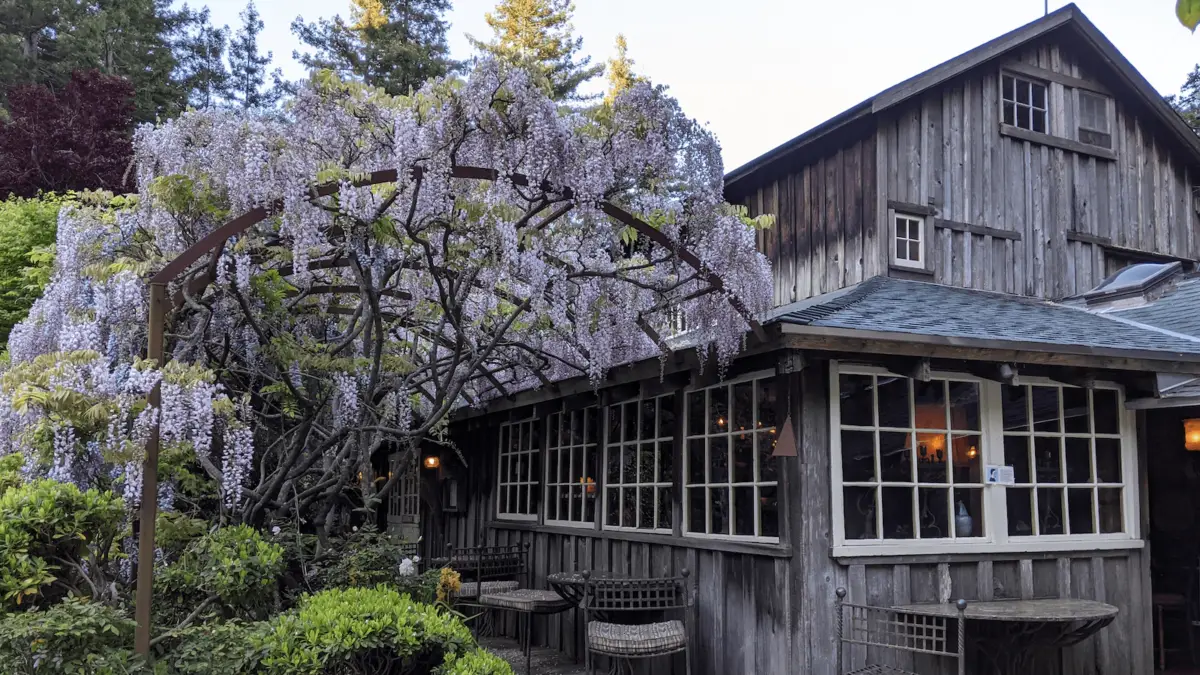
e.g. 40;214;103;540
134;282;167;655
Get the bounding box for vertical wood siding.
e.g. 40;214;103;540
740;39;1198;305
747;136;877;306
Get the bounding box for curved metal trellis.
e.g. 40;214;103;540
132;164;765;653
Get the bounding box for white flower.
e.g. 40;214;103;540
398;558;416;577
271;526;281;535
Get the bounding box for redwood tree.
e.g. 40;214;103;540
0;70;135;198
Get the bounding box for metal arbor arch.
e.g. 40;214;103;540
133;164;765;652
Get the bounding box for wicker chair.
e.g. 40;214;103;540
834;587;967;675
581;569;691;675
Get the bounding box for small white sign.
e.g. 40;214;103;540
985;465;1016;485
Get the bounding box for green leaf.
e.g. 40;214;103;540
1180;0;1200;30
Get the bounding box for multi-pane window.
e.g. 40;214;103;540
604;394;676;532
893;214;925;269
388;453;419;523
497;419;541;520
545;407;599;526
1001;385;1125;537
838;373;984;541
832;363;1134;554
1077;90;1112;148
684;375;780;540
1002;74;1048;133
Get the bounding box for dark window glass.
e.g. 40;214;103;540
1007;488;1035;536
882;487;914;539
877;377;912;428
843;486;877;540
841;430;876;482
1038;488;1065;535
1068;488;1095;534
759;486;779;538
840;375;875;426
919;487;949;539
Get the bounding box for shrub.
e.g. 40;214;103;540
0;479;125;609
257;585;508;675
158;524;285;622
310;526;424;590
435;649;514;675
0;598;144;674
0;195;61;345
155;619;269;675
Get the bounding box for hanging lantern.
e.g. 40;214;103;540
423;455;441;469
1185;419;1200;451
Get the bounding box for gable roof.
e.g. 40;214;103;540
769;276;1200;366
726;3;1200;191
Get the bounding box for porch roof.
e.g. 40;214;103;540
768;276;1200;368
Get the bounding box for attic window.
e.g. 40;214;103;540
1002;74;1048;134
1078;91;1112;148
892;213;926;270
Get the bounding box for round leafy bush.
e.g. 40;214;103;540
158;524;285;622
257;585;512;675
155;619;270;675
0;479;125;609
0;598;144;674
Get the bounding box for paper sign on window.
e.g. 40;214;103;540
985;465;1016;485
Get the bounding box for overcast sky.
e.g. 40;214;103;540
197;0;1200;172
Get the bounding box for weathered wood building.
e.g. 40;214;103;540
422;5;1200;674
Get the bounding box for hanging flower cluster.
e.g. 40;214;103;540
0;60;772;526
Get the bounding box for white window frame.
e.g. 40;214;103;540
683;370;781;543
603;394;676;534
1001;73;1049;134
830;362;1140;558
544;407;600;528
891;212;926;270
387;453;420;524
496;418;540;521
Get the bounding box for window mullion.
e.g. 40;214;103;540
982;381;1008;545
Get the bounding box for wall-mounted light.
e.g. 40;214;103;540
423;455;441;469
1185;419;1200;451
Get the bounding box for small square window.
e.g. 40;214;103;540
1001;73;1048;134
892;214;925;270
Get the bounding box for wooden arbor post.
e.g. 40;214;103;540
131;166;764;653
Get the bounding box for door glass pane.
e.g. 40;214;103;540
1098;488;1123;533
840;375;875;426
1095;438;1121;483
841;430;876;482
1092;390;1119;434
1063;388;1090;433
1064;438;1091;483
882;487;914;539
954;488;984;538
877;377;912;428
1032;387;1061;432
1002;385;1029;432
949;382;981;430
1005;436;1031;483
759;486;779;538
879;431;912;482
918;487;949;539
1007;487;1035;536
1068;488;1095;534
1037;488;1065;535
1035;436;1062;483
733;486;755;536
843;486;877;540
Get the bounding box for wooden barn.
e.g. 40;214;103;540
415;5;1200;674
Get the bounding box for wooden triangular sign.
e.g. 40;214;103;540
771;415;797;457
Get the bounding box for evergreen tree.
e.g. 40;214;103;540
228;2;282;108
469;0;602;101
174;6;230;109
604;33;641;104
292;0;458;96
1167;65;1200;134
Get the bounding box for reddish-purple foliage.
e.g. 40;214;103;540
0;70;136;198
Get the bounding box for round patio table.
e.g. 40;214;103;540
891;599;1118;675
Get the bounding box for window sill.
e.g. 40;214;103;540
833;536;1142;563
999;123;1116;161
488;520;793;558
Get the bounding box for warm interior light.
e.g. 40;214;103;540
1186;419;1200;451
423;455;441;469
717;416;726;427
967;446;978;459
